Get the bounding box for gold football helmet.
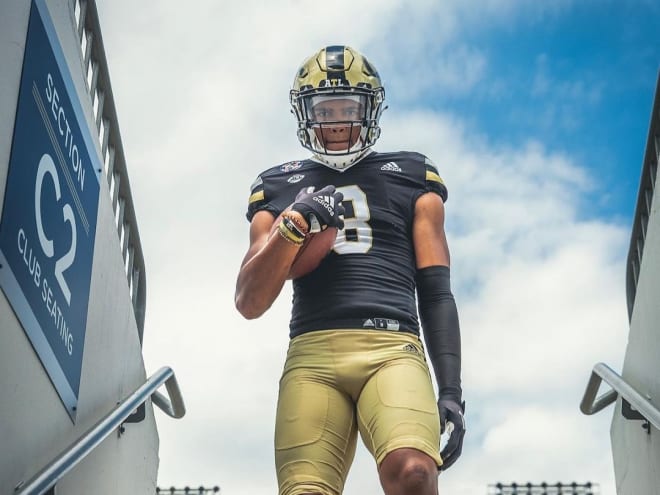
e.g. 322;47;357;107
290;45;386;170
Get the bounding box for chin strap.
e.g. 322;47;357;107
312;147;374;171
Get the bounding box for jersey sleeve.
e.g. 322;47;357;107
246;162;309;222
422;155;448;202
246;175;272;222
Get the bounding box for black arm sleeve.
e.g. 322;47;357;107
416;265;462;403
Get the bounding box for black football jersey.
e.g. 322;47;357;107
246;150;448;338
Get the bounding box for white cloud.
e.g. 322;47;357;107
477;406;616;487
93;1;630;494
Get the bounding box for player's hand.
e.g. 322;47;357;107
438;399;465;471
291;185;345;232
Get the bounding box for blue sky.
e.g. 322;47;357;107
378;1;659;220
94;1;660;493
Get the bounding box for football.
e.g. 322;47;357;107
271;211;337;279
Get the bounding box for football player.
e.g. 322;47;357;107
235;45;464;495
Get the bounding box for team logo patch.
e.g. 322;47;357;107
287;174;305;184
381;162;402;172
280;161;303;172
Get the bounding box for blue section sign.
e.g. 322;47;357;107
0;0;101;420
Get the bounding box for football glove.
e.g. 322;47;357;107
438;399;465;471
291;185;345;232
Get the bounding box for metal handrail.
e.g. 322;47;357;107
14;367;185;495
580;362;660;431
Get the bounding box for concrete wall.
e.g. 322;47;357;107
0;1;159;493
610;78;660;495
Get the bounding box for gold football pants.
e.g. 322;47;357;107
274;329;442;495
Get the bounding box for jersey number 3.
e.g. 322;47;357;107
334;185;373;254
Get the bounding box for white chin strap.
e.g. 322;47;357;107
310;132;369;171
313;149;367;171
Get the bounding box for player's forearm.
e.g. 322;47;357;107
235;235;300;319
416;265;462;402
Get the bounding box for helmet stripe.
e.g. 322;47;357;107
325;45;345;70
325;45;347;84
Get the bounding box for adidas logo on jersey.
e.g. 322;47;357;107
313;195;335;214
381;162;402;172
